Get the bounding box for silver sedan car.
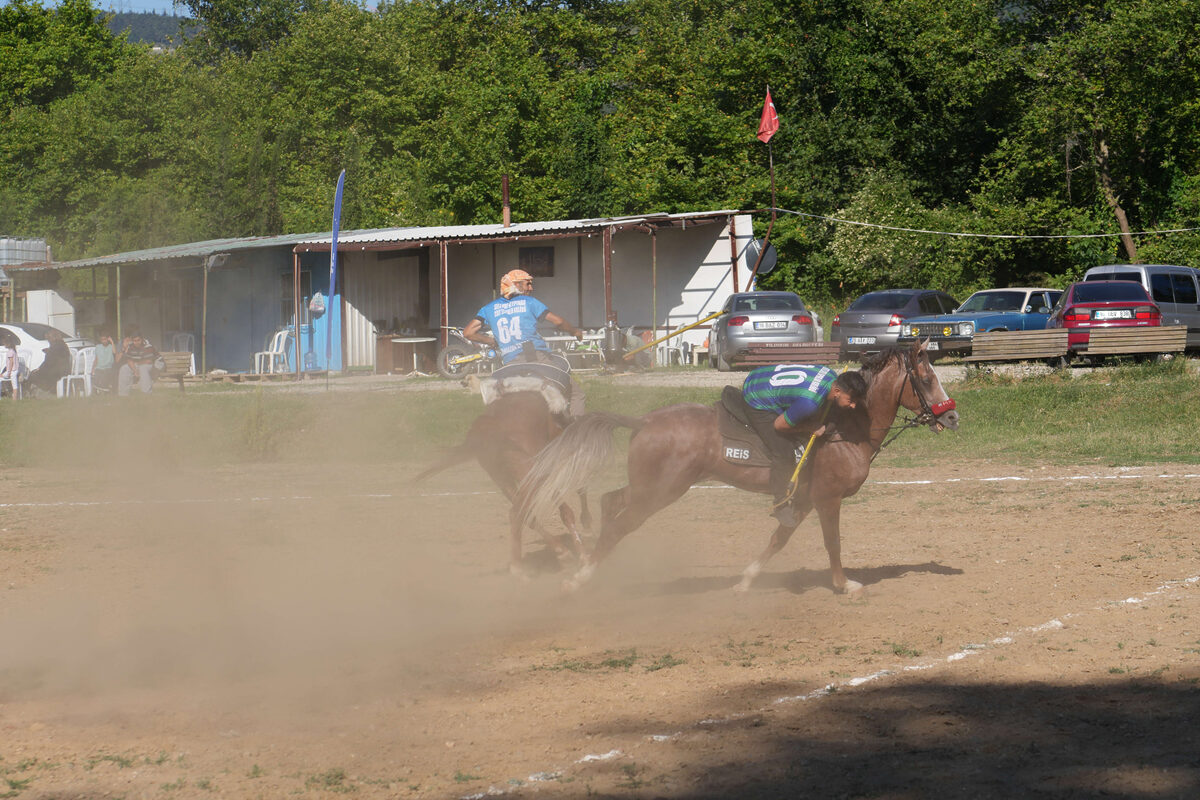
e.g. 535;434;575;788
709;291;820;371
831;289;959;359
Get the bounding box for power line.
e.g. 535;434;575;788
775;207;1200;240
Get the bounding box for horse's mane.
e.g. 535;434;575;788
857;346;906;383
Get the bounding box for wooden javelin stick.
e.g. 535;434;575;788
622;309;724;360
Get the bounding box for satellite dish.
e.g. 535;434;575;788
746;238;778;275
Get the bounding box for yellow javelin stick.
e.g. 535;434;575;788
622;310;724;360
773;365;848;510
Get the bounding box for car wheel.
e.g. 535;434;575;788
715;352;732;372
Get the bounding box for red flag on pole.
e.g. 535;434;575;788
756;88;779;143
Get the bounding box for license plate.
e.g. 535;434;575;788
847;336;876;345
754;321;788;330
926;341;940;350
1094;309;1131;320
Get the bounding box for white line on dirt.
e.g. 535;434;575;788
464;574;1200;798
5;468;1197;511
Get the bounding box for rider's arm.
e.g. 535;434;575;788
543;310;583;340
463;318;496;347
775;396;824;436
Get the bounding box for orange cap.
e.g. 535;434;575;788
500;269;533;298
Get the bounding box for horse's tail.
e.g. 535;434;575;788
516;411;642;529
413;443;473;483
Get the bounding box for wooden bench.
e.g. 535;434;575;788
155;351;195;391
963;329;1069;363
1078;325;1187;357
734;342;843;367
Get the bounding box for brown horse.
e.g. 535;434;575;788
517;342;959;593
415;389;589;577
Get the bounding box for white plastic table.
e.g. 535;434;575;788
391;337;437;373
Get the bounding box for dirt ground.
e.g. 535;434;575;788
3;445;1200;798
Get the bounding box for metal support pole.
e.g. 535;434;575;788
728;215;739;293
651;229;658;361
603;226;614;325
439;240;450;348
293;252;302;380
201;262;208;376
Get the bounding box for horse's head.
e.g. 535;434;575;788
899;340;959;432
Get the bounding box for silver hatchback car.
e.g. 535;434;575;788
709;291;820;371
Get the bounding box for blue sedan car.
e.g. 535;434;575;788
896;287;1063;356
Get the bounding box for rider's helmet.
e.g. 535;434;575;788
500;269;534;299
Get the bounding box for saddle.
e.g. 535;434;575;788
716;385;804;468
475;351;572;415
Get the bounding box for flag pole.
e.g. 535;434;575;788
751;86;779;288
325;169;346;391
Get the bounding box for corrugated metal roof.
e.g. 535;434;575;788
9;210;742;271
7;232;318;272
298;212;738;246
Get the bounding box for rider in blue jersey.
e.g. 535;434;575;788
738;364;867;526
464;269;586;416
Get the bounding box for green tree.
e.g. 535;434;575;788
0;0;130;112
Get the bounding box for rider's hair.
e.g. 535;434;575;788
834;371;868;403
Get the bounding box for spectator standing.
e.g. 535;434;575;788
92;330;117;392
0;329;20;398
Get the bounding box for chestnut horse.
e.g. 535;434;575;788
517;343;959;593
415;389;589;577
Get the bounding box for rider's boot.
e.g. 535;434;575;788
769;464;797;527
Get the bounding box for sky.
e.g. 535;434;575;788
0;0;186;15
101;1;185;13
6;1;380;18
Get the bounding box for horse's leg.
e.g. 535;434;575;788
563;479;691;593
555;502;584;559
577;491;593;533
814;497;862;595
734;497;814;592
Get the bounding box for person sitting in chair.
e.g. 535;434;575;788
28;329;70;396
463;269;586;418
738;365;868;526
116;326;159;396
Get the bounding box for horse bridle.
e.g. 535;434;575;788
873;350;956;457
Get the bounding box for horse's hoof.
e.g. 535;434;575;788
835;579;864;596
734;563;760;592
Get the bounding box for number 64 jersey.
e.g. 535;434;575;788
475;294;551;364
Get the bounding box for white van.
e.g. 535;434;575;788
1082;264;1200;335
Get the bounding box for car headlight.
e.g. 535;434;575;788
958;322;975;336
901;324;913;336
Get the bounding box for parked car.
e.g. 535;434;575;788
896;287;1063;356
1046;280;1162;351
1083;264;1200;333
831;288;959;359
0;322;94;372
708;291;820;371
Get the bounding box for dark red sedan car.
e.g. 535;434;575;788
1046;280;1162;350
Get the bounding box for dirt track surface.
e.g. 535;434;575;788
3;448;1200;799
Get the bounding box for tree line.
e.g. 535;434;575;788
2;0;1198;306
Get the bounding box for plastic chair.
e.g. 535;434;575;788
170;332;195;353
9;349;31;399
57;347;96;398
657;345;684;366
253;329;291;373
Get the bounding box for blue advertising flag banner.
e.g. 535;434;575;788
326;169;346;370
